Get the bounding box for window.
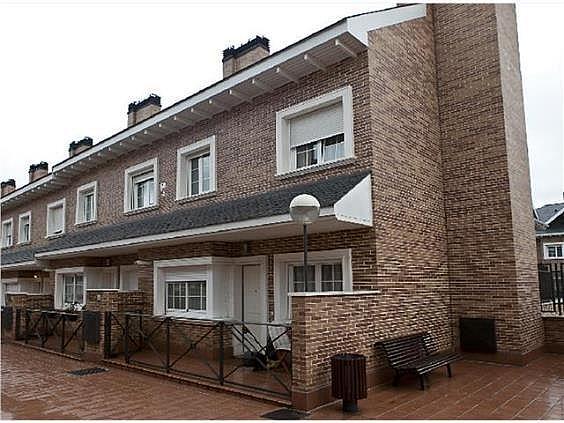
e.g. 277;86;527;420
63;274;84;305
18;212;31;244
46;199;65;237
75;181;97;224
276;86;354;174
289;262;343;293
274;249;352;322
124;158;158;212
1;219;13;248
176;136;216;200
545;243;564;259
166;281;206;312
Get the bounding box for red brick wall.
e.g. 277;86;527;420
543;316;564;353
433;4;544;357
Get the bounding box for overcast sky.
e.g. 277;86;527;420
0;1;562;208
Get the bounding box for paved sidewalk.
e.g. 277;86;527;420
312;353;564;420
2;342;564;420
1;343;276;419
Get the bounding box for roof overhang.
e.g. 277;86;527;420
0;4;426;209
1;260;43;271
33;174;373;260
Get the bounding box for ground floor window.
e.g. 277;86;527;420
63;274;84;305
166;280;206;313
289;262;343;293
545;243;564;259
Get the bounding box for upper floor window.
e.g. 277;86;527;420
46;198;65;237
545;243;564;259
176;136;216;200
276;86;354;175
18;212;31;244
1;218;13;248
75;181;97;224
124;158;158;213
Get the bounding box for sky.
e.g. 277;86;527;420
0;1;562;208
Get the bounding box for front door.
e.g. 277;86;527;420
233;264;266;355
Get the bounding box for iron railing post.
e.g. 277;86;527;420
104;311;112;358
41;312;48;347
165;317;171;373
24;310;30;344
61;314;66;352
218;321;225;385
14;308;21;340
124;313;130;364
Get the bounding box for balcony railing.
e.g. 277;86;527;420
539;263;564;315
104;312;292;399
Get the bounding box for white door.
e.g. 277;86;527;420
233;264;266;355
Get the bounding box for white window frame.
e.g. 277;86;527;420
17;212;31;244
46;198;66;238
273;248;353;322
176;136;217;200
1;218;13;248
75;181;98;224
544;242;564;260
124;158;158;213
275;86;354;175
165;280;207;313
54;267;86;309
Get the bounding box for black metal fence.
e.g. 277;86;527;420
104;312;292;399
539;263;564;315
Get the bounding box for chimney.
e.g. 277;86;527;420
222;36;270;78
1;179;15;197
69;136;93;157
29;161;48;183
127;94;161;127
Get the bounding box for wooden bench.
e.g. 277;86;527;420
376;332;461;390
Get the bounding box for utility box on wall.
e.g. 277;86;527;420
459;317;497;353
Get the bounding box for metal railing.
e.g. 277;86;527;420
20;309;85;356
104;312;292;399
539;263;564;315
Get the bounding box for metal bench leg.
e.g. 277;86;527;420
393;370;400;387
419;375;425;390
447;364;452;378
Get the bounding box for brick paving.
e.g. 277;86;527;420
311;353;564;420
1;342;563;419
0;343;276;419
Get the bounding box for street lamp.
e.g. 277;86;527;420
290;194;321;291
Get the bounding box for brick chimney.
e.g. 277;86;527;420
222;36;270;78
1;179;15;197
127;94;161;127
69;136;93;157
29;162;48;183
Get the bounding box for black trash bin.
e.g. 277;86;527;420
331;353;367;412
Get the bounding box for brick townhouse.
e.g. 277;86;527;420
0;4;548;410
535;202;564;263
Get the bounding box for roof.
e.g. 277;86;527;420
0;4;426;209
1;171;370;265
536;202;564;224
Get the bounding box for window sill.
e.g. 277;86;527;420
276;156;356;180
124;205;159;216
165;311;209;319
176;191;217;205
288;289;380;297
16;241;31;246
75;220;97;228
45;233;65;240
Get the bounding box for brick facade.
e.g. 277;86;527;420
0;3;548;411
434;4;544;361
543;316;564;353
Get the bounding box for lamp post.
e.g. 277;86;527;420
290;194;321;291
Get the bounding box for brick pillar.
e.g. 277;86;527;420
433;4;544;362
